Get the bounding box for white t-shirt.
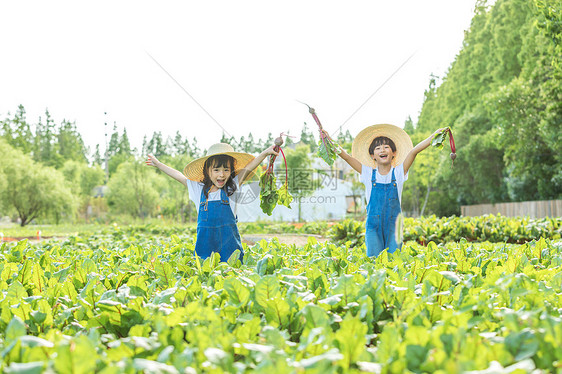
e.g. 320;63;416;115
186;176;239;215
360;164;408;205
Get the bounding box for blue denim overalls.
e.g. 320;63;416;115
194;187;244;262
365;168;402;257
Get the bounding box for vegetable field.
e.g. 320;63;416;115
1;219;562;373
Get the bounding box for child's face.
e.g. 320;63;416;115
370;144;395;165
208;165;231;189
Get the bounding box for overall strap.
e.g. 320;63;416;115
220;188;230;205
200;187;209;211
371;168;377;185
391;168;396;183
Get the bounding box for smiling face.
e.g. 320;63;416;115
369;136;397;166
371;143;396;165
203;155;235;190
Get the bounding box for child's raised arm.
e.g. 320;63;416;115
337;148;362;174
237;145;278;184
146;154;188;186
402;127;447;174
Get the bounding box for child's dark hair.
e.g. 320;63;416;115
202;155;237;198
369;136;396;155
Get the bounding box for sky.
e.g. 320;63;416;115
0;1;477;156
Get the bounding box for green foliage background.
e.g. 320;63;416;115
404;0;562;216
1;0;561;223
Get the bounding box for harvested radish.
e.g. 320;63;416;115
259;133;293;215
297;101;342;166
448;128;457;165
432;127;457;166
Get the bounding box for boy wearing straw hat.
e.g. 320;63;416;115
146;142;278;262
333;124;445;257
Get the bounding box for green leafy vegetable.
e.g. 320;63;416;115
259;172;279;216
432;127;457;165
258;135;293;215
298;102;342;166
431;127;450;149
277;182;293;208
0;219;561;372
317;135;341;166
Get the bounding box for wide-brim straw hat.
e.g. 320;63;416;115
351;124;413;168
183;143;255;181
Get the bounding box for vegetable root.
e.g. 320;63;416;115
297;101;342;166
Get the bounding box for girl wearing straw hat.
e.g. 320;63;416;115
331;124;445;257
146;142;278;262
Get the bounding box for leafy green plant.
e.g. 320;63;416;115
1;220;562;372
298;102;342;166
259;135;293;215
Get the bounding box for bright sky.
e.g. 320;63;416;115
0;1;476;155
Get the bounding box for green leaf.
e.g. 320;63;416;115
7;281;27;301
277;182;293;208
431;127;450;149
264;297;290;327
6;316;27;342
4;362;45;374
223;278;250;308
405;344;429;371
152;287;177;305
133;359;179;374
334;315;368;369
298;304;330;330
317;137;341;166
17;260;33;286
18;336;54;348
255;275;281;308
505;330;539;361
259;172;278;215
439;271;461;285
227;249;242;267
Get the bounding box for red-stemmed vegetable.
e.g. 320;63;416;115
431;127;457;166
448;128;456;164
259;134;293;215
297;101;342;166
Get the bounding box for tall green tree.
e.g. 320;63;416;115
106;160;164;218
283;144;314;221
0;105;34;154
33;110;57;165
410;0;561;215
56;120;88;166
1;142;77;226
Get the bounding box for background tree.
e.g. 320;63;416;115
106;160;165;218
299;122;317;151
61;160;105;203
155;154;195;223
55;119;88;167
1;142;77;226
408;0;561;215
0;105;34;154
283;144;314;221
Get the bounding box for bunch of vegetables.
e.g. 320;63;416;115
259;134;293;215
299;102;342;166
431;127;457;165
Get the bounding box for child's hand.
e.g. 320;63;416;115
264;145;279;156
320;129;333;141
432;127;449;137
145;154;159;167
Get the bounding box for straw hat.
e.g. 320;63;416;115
351;124;413;168
183;143;255;181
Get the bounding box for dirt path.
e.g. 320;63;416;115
242;234;329;246
1;234;330;247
